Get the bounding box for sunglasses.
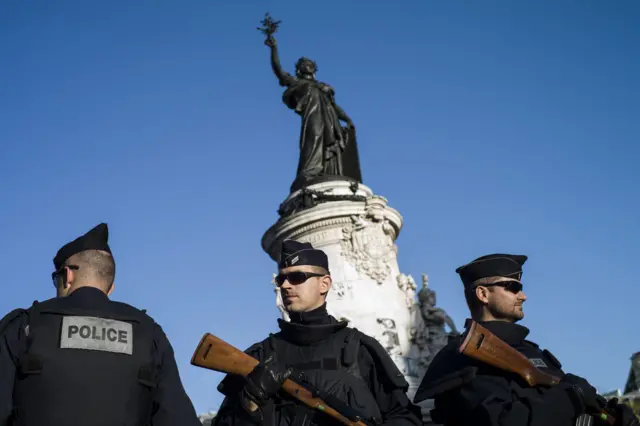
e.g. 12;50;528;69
483;281;523;294
275;271;326;287
51;264;79;288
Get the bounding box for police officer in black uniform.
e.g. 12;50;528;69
413;253;638;426
0;223;202;426
213;239;422;426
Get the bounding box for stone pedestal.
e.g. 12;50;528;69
198;412;217;425
262;180;445;423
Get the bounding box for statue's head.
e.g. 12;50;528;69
418;287;436;306
295;57;317;78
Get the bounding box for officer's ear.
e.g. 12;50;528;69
319;275;332;296
107;282;115;296
63;267;74;290
475;286;491;305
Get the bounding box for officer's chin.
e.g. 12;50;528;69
284;303;306;313
511;309;525;322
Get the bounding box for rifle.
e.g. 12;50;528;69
458;320;616;425
191;333;369;426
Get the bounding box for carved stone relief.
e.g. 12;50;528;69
376;317;407;376
397;273;418;310
376;318;403;356
331;280;351;298
377;317;396;329
295;230;330;246
340;197;397;284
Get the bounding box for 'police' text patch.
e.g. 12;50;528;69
60;316;133;355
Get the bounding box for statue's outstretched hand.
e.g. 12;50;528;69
264;37;277;48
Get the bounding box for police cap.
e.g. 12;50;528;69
53;223;112;270
455;253;527;288
278;239;329;272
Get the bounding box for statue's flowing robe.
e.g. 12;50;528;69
282;78;345;181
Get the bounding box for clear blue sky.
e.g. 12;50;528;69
1;0;638;415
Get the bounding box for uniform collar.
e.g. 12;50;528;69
67;286;109;302
287;303;331;325
479;320;530;346
277;308;348;345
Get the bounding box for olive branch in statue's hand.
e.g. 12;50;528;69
257;13;281;47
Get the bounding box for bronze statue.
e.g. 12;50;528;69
258;13;362;192
418;274;458;335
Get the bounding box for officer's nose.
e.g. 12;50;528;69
280;280;293;290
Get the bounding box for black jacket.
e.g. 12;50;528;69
413;320;590;426
214;305;422;426
0;287;201;426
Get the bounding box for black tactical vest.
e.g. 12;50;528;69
424;335;595;426
264;327;383;426
12;301;158;426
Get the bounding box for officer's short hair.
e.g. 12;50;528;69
309;265;330;276
70;250;116;286
464;287;483;315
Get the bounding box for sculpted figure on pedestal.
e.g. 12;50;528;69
418;274;459;362
397;273;418;310
258;13;363;193
419;274;457;332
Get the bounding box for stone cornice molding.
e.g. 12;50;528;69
262;183;403;261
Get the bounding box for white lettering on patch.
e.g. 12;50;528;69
529;358;548;368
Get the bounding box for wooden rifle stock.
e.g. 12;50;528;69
459;320;560;387
191;333;368;426
459;320;615;425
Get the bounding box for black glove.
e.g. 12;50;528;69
561;373;602;414
606;399;639;426
243;356;292;406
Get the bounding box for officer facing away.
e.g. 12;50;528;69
0;223;202;426
413;254;638;426
213;239;423;426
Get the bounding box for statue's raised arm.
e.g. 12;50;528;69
258;13;295;87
